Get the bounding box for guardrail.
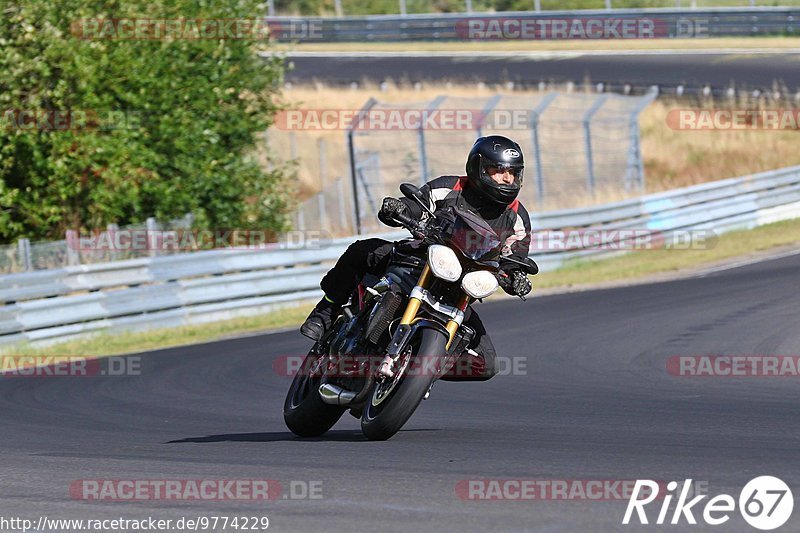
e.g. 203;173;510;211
267;7;800;42
1;165;799;347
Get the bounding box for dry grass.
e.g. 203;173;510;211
268;82;800;213
536;217;800;289
641;98;800;191
275;37;800;53
1;304;315;358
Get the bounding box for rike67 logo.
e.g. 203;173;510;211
623;477;793;530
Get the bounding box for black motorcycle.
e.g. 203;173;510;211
284;183;538;440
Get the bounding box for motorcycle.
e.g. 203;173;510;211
283;183;538;441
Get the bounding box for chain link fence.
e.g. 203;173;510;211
287;88;657;235
0;214;195;275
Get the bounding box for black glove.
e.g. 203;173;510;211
378;197;408;226
499;269;532;297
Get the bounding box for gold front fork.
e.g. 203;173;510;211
445;294;470;350
400;264;431;325
398;263;470;350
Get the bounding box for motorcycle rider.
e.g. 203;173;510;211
300;135;533;381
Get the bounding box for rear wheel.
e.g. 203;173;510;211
360;328;446;441
283;348;346;437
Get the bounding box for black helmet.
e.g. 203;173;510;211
465;135;524;205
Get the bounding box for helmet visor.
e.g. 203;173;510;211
483;162;523;187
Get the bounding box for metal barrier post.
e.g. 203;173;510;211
146;217;158;257
583;94;609;197
630;87;659;190
418;95;446;185
18;238;32;271
476;94;502;138
346;98;377;235
64;231;80;266
529;92;558;208
107;224;120;261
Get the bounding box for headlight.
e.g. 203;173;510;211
461;270;499;299
427;245;462;282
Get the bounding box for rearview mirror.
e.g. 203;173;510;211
400;182;423;202
502;256;539;276
400;182;434;215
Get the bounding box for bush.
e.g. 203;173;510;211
0;0;291;243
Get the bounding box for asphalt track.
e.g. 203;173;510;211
282;52;800;92
2;251;800;532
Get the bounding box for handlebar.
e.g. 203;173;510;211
391;208;538;277
391;211;426;239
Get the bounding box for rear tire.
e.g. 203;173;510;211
284;348;346;437
360;328;446;441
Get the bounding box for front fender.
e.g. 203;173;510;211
386;319;450;358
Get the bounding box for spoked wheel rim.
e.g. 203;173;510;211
370;344;414;408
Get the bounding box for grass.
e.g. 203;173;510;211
6;216;800;358
1;304;315;358
275;37;800;53
640;99;800;191
535;217;800;289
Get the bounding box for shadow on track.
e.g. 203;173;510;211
166;429;439;444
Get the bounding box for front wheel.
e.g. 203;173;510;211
360;328;447;441
284;348;346;437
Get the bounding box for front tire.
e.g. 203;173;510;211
284;348;346;437
360;328;446;441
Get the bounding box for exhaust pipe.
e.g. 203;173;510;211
318;383;358;405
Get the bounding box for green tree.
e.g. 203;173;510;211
0;0;291;243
